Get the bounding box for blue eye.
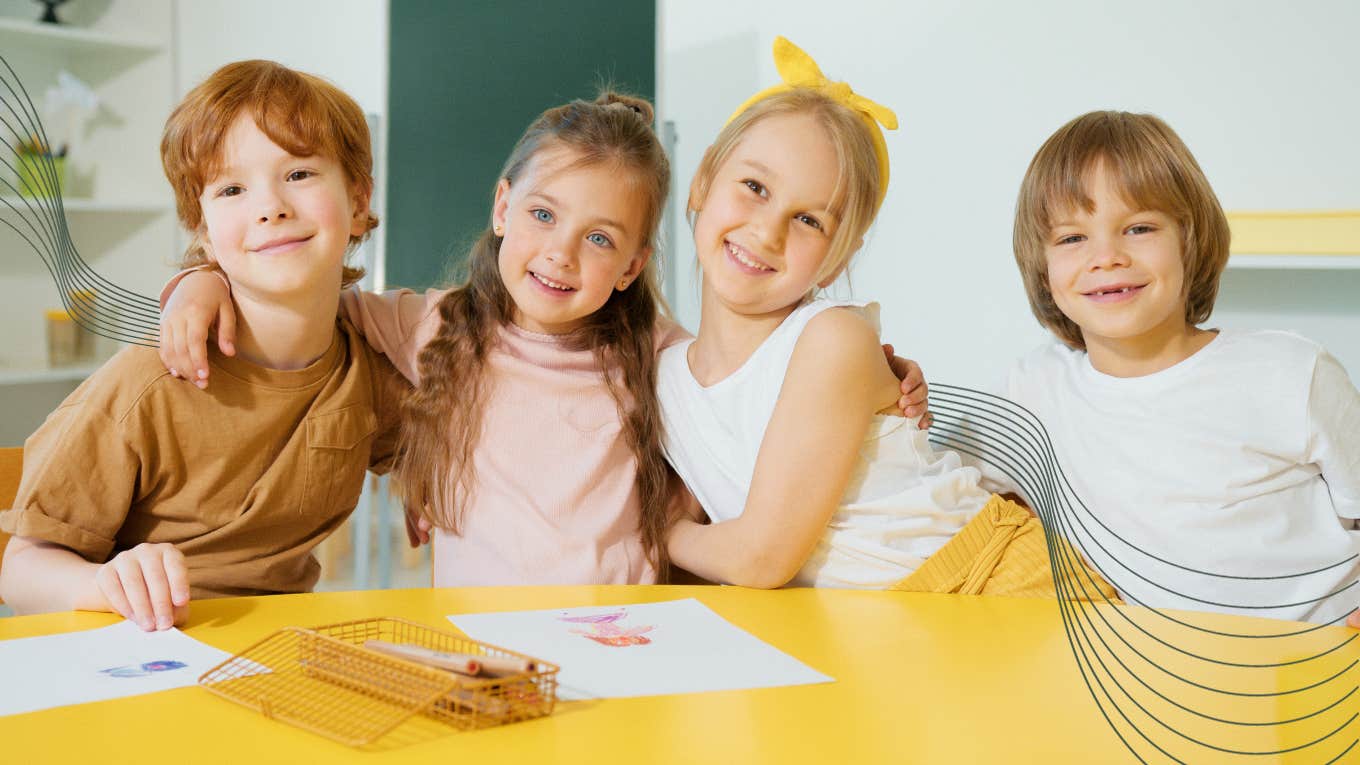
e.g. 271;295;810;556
587;232;613;248
532;208;554;223
1126;224;1155;235
1056;234;1084;245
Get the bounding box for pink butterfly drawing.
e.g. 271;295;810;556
558;609;655;647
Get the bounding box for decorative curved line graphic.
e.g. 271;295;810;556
1;55;161;347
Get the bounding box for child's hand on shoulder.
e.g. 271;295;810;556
93;542;190;631
882;344;932;429
1349;608;1360;630
159;269;236;389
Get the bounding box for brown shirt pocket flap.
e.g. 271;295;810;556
307;406;378;450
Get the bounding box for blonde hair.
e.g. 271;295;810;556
1013;111;1231;349
689;88;882;289
396;92;679;577
161;59;378;288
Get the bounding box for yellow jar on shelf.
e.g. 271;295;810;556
16;151;66;199
45;308;91;367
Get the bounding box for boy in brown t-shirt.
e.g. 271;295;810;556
0;60;406;630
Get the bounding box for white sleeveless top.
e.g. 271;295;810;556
658;299;991;588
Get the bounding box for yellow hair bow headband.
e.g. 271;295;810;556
727;36;898;209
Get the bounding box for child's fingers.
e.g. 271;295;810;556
1348;609;1360;629
899;395;926;417
160;322;178;377
94;564;135;622
137;555;178;631
185;319;210;388
216;302;237;357
162;547;191;607
111;557;156;631
899;361;927;398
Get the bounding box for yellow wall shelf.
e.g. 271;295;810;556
1226;210;1360;270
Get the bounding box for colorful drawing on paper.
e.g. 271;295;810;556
558;609;655;647
99;660;189;678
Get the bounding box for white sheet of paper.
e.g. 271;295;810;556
0;621;233;717
448;598;833;699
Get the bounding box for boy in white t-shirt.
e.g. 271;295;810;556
995;110;1360;627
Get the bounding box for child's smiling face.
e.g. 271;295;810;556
690;112;845;320
492;146;650;335
197;115;368;301
1044;162;1191;359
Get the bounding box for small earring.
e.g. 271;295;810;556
493;225;504;236
616;279;630;290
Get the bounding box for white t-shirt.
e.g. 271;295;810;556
657;299;989;589
986;330;1360;624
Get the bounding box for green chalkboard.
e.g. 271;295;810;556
386;0;656;289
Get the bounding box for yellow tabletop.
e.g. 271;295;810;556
1;586;1355;763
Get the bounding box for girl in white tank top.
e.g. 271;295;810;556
659;39;1002;589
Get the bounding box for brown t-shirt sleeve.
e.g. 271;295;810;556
1;393;141;563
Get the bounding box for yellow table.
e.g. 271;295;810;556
1;586;1355;763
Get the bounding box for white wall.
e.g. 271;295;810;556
173;0;389;285
173;0;386;114
658;0;1360;386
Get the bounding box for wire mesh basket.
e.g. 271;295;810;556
198;617;558;747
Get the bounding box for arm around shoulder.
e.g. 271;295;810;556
339;286;450;383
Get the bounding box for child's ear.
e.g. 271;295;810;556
815;236;863;289
491;178;512;235
348;184;373;237
616;246;653;291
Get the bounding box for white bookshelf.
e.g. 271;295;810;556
0;2;176;446
0;196;169;214
0;16;161;54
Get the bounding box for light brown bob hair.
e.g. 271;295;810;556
1013;110;1231;349
160;59;378;287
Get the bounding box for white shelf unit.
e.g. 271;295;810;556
0;16;160;54
1;196;170;214
0;2;177;446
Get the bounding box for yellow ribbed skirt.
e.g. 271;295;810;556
891;494;1121;602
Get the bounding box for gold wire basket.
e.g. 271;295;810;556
198;617;558;747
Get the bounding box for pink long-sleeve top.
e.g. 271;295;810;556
340;287;688;586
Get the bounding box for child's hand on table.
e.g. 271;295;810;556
883;345;932;429
93;542;190;631
159;269;236;388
